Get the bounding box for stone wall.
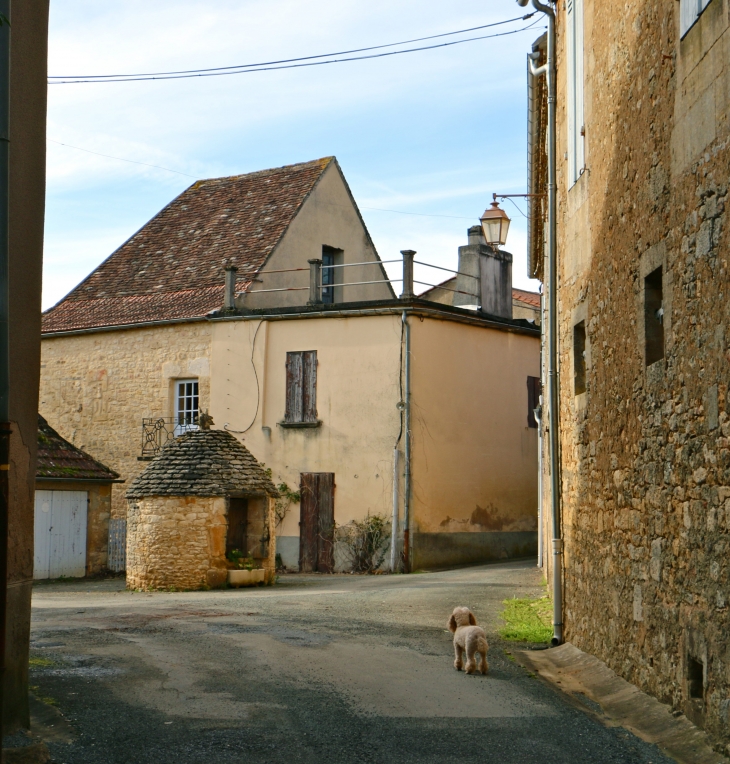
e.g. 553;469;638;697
551;0;730;751
40;322;212;519
126;495;227;590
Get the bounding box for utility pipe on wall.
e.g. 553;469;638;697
518;0;563;645
402;311;411;572
390;447;399;572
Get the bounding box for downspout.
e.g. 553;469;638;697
0;0;9;732
519;0;563;645
402;311;411;573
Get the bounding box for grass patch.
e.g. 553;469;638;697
29;656;55;668
29;686;58;706
499;595;553;643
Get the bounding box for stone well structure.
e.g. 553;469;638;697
125;429;278;591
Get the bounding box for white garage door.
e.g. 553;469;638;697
34;490;88;579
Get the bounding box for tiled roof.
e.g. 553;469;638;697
37;415;120;482
512;287;541;308
43;157;334;334
126;429;278;499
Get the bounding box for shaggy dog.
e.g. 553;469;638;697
448;606;489;675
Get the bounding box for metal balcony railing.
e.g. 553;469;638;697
140;417;198;460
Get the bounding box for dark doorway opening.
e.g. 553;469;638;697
299;472;335;572
226;497;249;555
687;656;704;700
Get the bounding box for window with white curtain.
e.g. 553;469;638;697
680;0;714;38
567;0;585;187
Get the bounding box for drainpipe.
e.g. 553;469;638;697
0;0;9;733
519;0;563;645
390;447;399;572
402;311;411;573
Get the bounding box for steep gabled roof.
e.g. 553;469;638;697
126;429;278;499
42;157;334;334
37;415;121;482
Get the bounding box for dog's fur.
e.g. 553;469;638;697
448;607;489;675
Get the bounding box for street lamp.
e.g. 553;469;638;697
480;197;511;248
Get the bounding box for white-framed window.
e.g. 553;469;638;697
680;0;713;38
175;378;199;435
567;0;585;187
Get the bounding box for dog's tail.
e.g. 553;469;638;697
478;635;488;653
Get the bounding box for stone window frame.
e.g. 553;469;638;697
571;301;590;411
638;241;672;376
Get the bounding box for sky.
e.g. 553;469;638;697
44;0;545;310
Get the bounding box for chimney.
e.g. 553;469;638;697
224;266;238;310
454;226;513;319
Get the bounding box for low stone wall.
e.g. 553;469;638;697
126;495;227;590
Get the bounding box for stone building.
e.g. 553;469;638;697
35;415;120;578
126;429;278;591
528;0;730;750
39;157;541;572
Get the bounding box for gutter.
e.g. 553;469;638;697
519;0;563;646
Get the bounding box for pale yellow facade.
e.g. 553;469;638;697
40;306;539;571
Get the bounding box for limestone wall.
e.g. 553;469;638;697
40;322;212;519
126;495;227;590
550;0;730;750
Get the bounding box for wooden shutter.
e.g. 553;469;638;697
302;350;318;423
316;473;335;573
299;472;335;573
285;350;317;424
527;376;541;429
285;352;303;423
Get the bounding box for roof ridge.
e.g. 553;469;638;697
192;156;334;187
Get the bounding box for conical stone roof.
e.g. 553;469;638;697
126;429;278;499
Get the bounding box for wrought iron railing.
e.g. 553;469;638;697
140;417;198;459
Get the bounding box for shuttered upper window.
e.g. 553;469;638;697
284;350;319;425
567;0;585;187
527;376;541;429
680;0;713;38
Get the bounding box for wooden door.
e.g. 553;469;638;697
226;498;249;555
34;490;88;579
299;473;335;573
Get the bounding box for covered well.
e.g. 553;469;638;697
126;429;278;590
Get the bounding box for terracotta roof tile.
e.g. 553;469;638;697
512;287;541;308
37;415;120;481
43;157;334;334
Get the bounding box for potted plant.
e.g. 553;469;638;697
227;550;265;587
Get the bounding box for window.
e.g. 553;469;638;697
687;655;704;699
175;379;199;435
322;246;342;305
567;0;585;186
284;351;319;425
644;266;664;366
574;321;586;395
527;376;541;428
681;0;713;38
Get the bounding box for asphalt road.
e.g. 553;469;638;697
27;560;673;764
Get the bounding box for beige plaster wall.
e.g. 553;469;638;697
409;318;540;534
239;162;395;309
210;314;403;545
126;495;227;591
39;322;212;518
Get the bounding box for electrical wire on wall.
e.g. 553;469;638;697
224;320;264;435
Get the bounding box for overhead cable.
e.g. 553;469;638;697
49;16;539;84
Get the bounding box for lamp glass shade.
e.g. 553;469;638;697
480;202;511;247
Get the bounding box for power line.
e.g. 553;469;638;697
48;18;540;84
48;139;198;178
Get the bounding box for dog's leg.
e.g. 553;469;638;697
464;643;476;674
454;642;463;670
479;643;489;675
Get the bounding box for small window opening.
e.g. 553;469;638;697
687;656;704;699
322;246;342;305
645;266;664;366
574;321;586;395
